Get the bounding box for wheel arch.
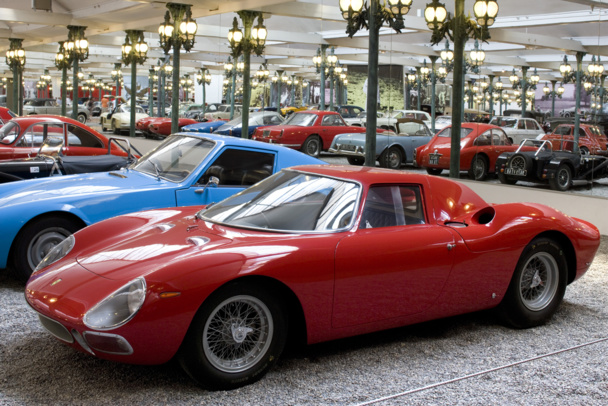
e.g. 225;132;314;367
385;143;407;162
529;230;576;284
306;133;323;150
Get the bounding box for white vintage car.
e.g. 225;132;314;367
100;103;149;134
363;109;432;131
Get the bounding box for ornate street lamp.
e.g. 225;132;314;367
55;41;72;116
340;0;412;165
122;29;148;137
5;38;26;115
159;2;198;133
227;11;267;138
65;25;89;121
424;0;498;178
196;67;211;114
111;63;123;100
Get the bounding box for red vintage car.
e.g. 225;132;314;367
135;116;165;137
0;115;135;160
26;165;599;390
148;117;198;138
251;110;371;156
0;106;17;126
541;123;608;156
415;123;519;180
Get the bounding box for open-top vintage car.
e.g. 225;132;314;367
100;103;149;134
496;138;608;191
0;136;139;183
328;119;433;169
0;134;323;280
25;165;599;390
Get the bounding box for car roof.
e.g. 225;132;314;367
8;115;83;125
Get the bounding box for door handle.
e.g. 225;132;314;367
447;243;455;251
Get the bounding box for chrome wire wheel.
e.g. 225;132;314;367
202;295;273;373
518;252;559;312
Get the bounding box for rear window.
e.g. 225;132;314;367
437;127;474;138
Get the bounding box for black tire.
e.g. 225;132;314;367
549;164;572;191
112;121;120;135
497;172;518;185
302;135;321;157
178;282;287;390
508;153;533;174
580;146;590;155
468;154;488;181
498;238;567;329
380;147;403;170
347;156;364;166
101;119;108;132
77;113;87;123
426;168;442;176
11;216;82;282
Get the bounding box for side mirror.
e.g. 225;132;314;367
195;176;220;194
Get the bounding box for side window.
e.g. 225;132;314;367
67;124;104;148
555;126;571;136
517;120;526;129
526;120;539;130
360;185;425;229
322;115;335;126
23;123;63;148
474;132;491;146
491;129;508;146
199;149;275;186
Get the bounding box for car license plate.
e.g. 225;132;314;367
429;153;441;165
504;168;527;176
339;144;356;152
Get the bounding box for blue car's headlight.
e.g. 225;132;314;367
34;235;75;273
84;278;147;330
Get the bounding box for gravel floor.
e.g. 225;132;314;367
1;129;607;404
1;236;606;405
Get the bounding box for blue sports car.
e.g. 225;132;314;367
181;120;227;133
0;133;323;280
214;111;284;138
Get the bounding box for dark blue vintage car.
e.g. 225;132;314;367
0;133;324;280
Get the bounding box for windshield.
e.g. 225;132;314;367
0;121;20;144
131;135;215;182
218;115;244;131
436;127;474;138
199;170;360;233
283;113;317;126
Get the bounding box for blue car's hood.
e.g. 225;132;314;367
0;169;170;208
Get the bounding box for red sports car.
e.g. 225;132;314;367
26;165;599;390
148;117;198;138
415;123;520;180
252;110;372;156
0;115;135;160
135;116;165;137
541;123;608;156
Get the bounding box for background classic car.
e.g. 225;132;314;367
0;134;323;280
251;110;370;156
540;123;608;156
415;123;519;180
26;165;599;390
23;98;89;123
329;119;433;168
100;103;149;134
0;115;135;160
214;111;284;138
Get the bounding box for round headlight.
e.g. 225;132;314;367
84;278;147;330
34;235;75;273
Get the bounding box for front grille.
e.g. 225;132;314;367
39;314;74;343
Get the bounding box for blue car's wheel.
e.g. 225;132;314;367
11;216;83;281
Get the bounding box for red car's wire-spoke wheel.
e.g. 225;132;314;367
203;295;273;373
518;252;559;311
